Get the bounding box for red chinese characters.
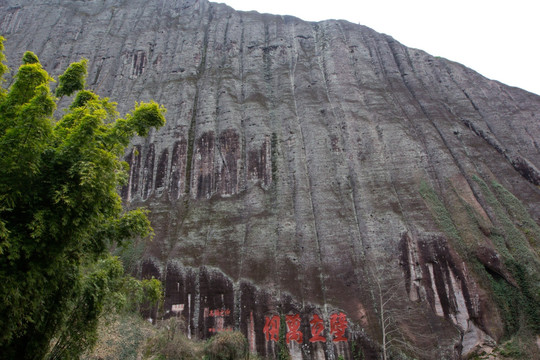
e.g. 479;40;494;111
264;313;348;344
209;309;231;317
285;314;303;344
330;312;348;342
309;314;326;343
263;315;280;342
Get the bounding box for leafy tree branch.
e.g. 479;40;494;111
0;37;165;359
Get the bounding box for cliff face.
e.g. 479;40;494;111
2;0;540;358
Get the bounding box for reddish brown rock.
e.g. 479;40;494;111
3;0;540;358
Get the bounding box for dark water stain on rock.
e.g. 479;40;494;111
169;138;188;200
155;148;169;192
146;264;384;359
247;136;271;188
216;128;240;196
142;144;155;200
194;131;215;199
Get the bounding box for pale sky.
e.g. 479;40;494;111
220;0;540;96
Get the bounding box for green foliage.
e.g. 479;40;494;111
55;58;88;97
471;334;538;359
82;311;156;360
114;237;146;273
47;256;125;360
471;176;539;266
127;101;167;137
277;314;290;360
22;51;39;65
497;337;528;358
121;276;163;313
420;176;540;346
70;89;99;108
0;37;8;84
0;60;54;129
143;321;260;360
490;180;540;249
419;180;461;241
0;45;165;359
471;176;540;334
204;331;249;360
144;318;204;360
488;269;521;334
351;341;365;360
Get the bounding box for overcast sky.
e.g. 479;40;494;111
220;0;540;96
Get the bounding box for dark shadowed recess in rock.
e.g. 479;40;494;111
143;262;379;359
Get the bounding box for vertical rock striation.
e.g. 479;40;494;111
1;0;539;358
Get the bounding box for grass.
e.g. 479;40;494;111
204;331;249;360
470;333;537;359
419;180;461;241
81;312;154;360
420;176;540;339
85;312;265;360
144;317;204;360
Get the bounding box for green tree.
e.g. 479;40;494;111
0;36;166;360
47;256;163;360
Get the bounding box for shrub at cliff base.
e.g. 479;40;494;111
81;312;156;360
90;315;264;360
203;330;249;360
144;320;249;360
0;35;166;360
144;317;204;360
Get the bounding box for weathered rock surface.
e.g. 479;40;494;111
2;0;539;359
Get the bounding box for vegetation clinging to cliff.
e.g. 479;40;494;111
420;177;540;337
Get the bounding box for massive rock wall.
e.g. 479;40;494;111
1;0;539;358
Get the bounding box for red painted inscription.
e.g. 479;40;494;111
209;309;231;317
330;312;348;342
309;314;326;343
263;315;280;342
264;313;348;344
285;314;303;344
